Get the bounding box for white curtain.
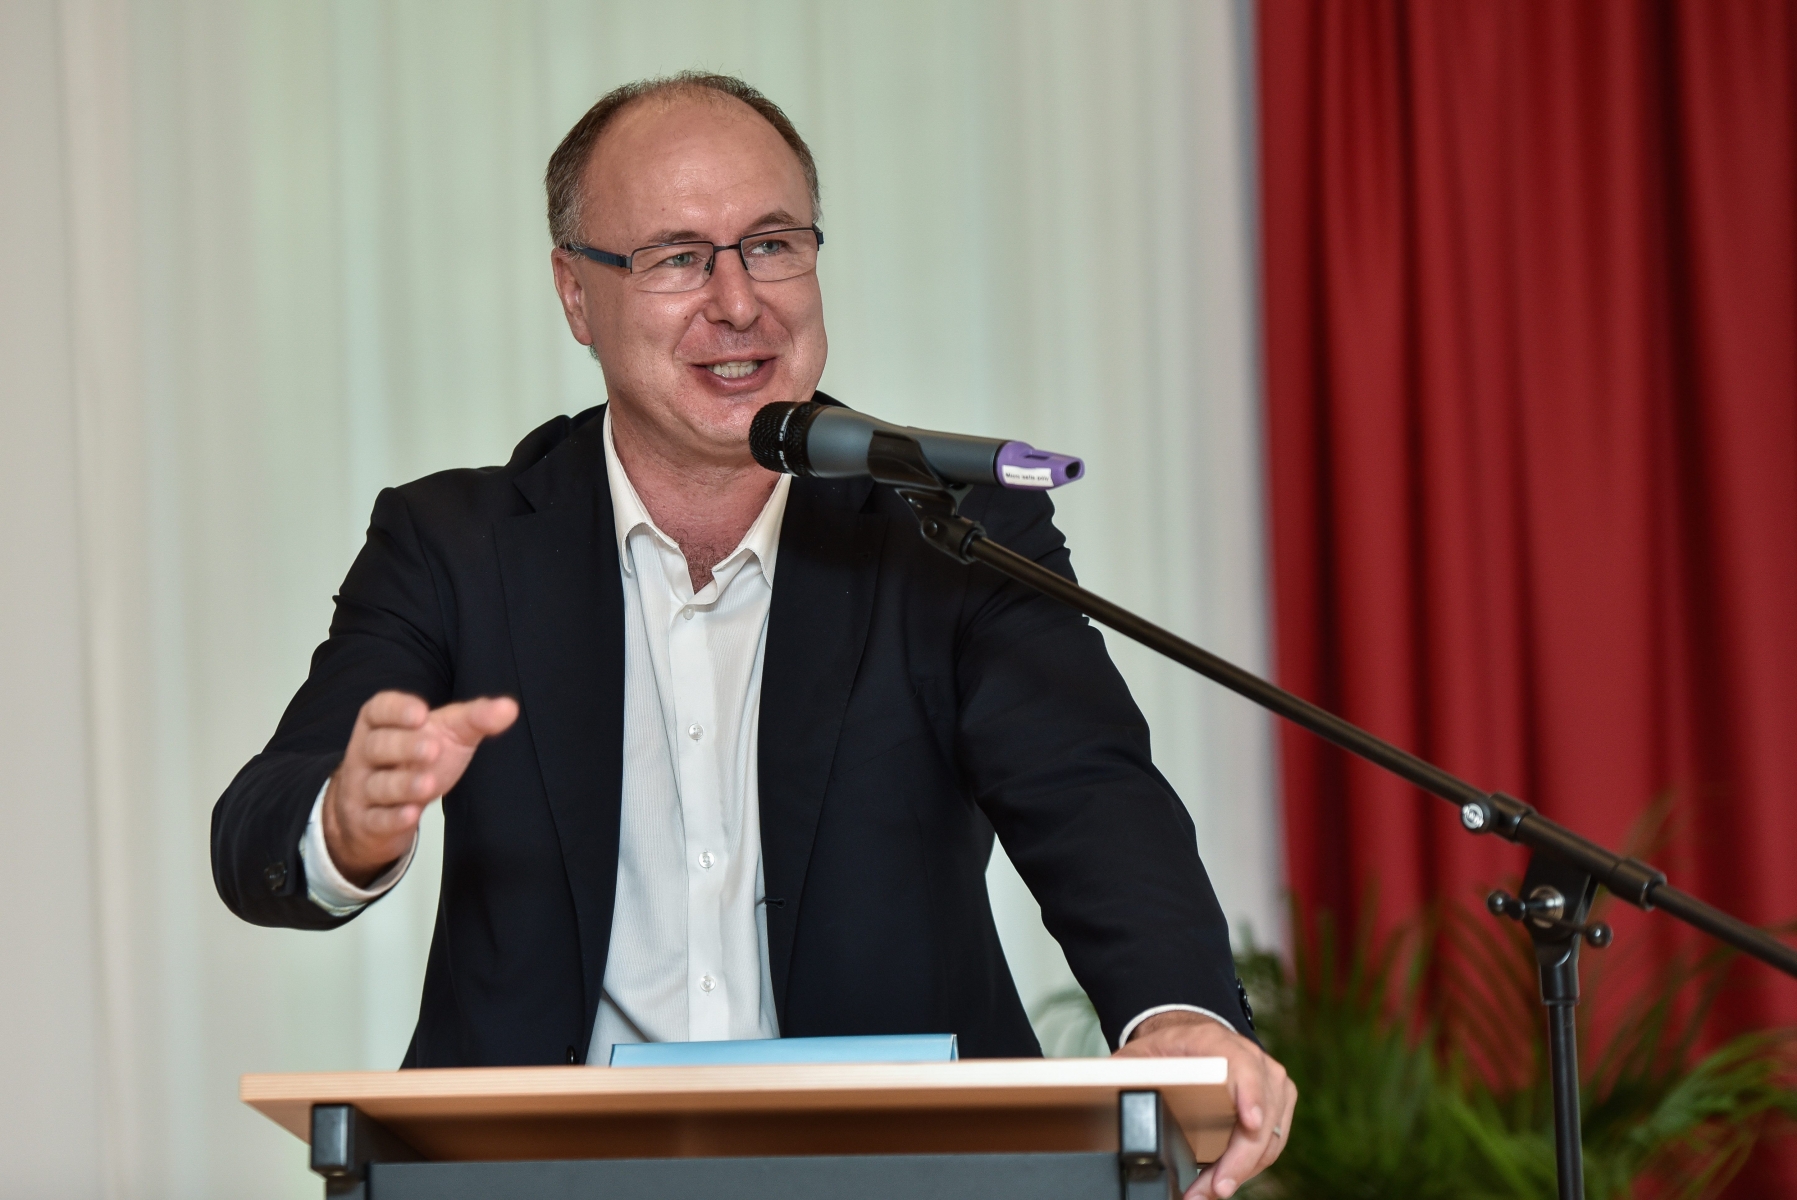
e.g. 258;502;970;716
0;1;1277;1195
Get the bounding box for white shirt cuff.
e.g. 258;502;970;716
299;779;417;916
1117;1003;1237;1050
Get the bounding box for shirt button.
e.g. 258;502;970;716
688;723;703;741
698;851;715;870
681;606;695;620
699;975;717;993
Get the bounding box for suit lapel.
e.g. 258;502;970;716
759;475;886;1022
494;410;623;1039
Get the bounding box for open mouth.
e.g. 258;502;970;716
704;359;767;380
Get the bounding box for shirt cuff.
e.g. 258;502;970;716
299;779;417;916
1117;1003;1237;1050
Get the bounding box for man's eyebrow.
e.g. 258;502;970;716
743;209;804;232
639;212;807;246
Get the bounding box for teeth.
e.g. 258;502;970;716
707;360;761;379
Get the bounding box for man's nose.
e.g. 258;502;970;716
701;248;762;327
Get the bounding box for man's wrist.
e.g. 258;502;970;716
322;771;420;887
1118;1004;1235;1049
302;780;416;915
320;773;382;887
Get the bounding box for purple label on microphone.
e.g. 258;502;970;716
995;441;1085;489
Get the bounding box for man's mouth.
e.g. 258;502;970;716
705;359;765;379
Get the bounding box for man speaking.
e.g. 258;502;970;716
211;73;1293;1197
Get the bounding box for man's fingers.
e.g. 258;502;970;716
361;690;430;730
431;696;520;746
356;800;424;841
361;726;441;768
1187;1117;1265;1197
330;692;511;881
1253;1082;1298;1175
1202;1126;1271;1199
476;695;520;732
1196;1058;1276;1198
363;766;440;806
1232;1066;1267;1132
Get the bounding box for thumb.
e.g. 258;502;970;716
432;696;519;745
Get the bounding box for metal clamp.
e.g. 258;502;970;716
311;1104;422;1198
1118;1090;1199;1200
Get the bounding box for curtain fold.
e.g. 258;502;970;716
1260;0;1796;1183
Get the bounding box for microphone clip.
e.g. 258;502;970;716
866;430;986;564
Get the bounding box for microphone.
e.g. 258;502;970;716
749;395;1085;490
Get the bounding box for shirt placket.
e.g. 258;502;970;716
666;565;731;1041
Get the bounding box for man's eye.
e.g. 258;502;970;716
656;251;702;269
746;238;792;258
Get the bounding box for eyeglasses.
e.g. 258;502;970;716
562;226;824;294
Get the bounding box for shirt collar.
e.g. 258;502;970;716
602;406;790;584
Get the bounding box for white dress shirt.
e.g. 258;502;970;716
299;408;1228;1053
586;409;786;1063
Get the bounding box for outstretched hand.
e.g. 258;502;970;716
1114;1011;1296;1199
322;690;519;885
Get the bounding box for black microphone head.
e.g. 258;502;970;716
749;400;826;476
748;402;798;473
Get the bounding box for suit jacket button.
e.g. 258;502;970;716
566;1046;579;1064
264;862;287;893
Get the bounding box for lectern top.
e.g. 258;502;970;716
242;1057;1234;1164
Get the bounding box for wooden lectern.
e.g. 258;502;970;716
243;1057;1234;1199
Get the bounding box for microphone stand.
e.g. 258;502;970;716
865;431;1797;1200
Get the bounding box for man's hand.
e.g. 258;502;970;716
322;691;519;886
1115;1010;1296;1199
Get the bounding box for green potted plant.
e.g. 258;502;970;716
1034;898;1795;1198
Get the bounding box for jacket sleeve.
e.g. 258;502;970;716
950;488;1256;1048
210;487;455;930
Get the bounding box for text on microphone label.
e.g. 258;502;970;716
1000;464;1055;488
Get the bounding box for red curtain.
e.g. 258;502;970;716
1259;0;1797;1183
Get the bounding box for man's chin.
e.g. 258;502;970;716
637;381;796;455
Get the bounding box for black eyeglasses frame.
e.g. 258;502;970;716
560;225;825;276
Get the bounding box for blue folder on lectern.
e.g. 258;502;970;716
608;1033;958;1067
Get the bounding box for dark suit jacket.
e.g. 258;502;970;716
211;403;1250;1066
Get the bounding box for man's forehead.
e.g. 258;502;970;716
580;94;810;242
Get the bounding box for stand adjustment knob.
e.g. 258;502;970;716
1486;889;1614;948
1487;889;1526;920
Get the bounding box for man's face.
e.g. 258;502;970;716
551;95;827;465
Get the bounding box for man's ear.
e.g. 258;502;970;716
549;249;596;349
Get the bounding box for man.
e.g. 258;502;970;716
211;73;1293;1197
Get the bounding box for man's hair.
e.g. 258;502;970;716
545;72;821;248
